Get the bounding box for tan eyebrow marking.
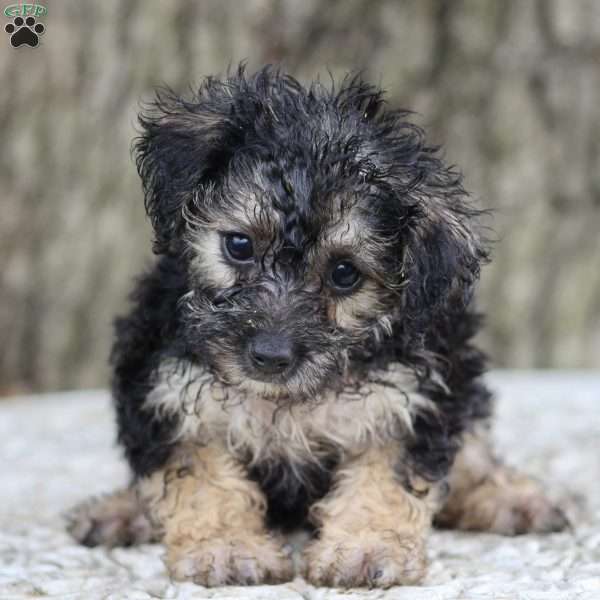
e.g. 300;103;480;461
314;210;388;281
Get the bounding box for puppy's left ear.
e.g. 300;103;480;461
134;75;249;254
401;173;489;322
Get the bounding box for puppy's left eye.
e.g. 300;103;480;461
224;233;254;262
330;260;361;290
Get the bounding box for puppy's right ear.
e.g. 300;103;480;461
134;77;245;254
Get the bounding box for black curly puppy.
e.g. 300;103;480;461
67;66;567;588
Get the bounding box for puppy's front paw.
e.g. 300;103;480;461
66;488;155;547
474;484;569;535
444;475;570;535
166;534;293;586
304;532;427;588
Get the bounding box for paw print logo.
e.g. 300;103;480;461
5;15;44;47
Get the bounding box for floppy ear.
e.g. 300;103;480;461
401;176;489;325
134;75;249;254
362;104;489;328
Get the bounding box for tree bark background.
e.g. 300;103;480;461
1;0;599;393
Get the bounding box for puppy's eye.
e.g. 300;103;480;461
330;260;361;290
224;233;254;262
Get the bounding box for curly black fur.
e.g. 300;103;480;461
112;65;492;525
111;255;190;476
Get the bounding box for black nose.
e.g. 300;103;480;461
248;332;295;375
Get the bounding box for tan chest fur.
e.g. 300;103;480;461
145;361;436;467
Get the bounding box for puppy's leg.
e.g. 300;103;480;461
304;446;440;588
66;487;157;547
435;428;569;534
138;443;293;586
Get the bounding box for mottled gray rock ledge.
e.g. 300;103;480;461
1;371;599;600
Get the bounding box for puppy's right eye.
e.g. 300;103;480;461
329;259;361;291
223;233;254;263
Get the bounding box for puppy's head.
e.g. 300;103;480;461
135;66;488;400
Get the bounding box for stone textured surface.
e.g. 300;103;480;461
0;371;599;599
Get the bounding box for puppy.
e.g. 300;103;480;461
67;66;568;588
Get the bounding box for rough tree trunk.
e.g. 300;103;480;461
1;0;599;393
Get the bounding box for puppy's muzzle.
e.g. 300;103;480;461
248;330;296;376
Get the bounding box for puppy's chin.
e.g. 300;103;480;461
210;357;294;400
234;368;314;402
209;344;351;402
236;377;291;400
211;358;330;403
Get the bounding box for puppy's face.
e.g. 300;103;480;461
136;68;487;400
182;158;402;399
